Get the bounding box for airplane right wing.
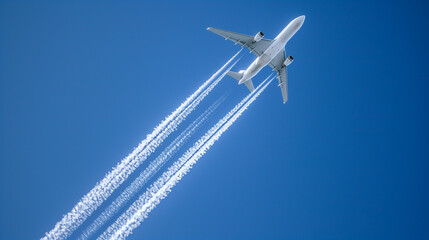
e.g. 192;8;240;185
207;27;273;58
276;66;288;104
267;49;288;104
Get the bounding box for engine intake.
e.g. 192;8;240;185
253;32;264;42
284;56;294;66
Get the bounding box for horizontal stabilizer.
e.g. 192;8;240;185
227;71;243;81
243;79;255;92
227;71;254;92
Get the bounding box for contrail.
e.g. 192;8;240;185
99;75;274;240
78;96;226;240
42;50;242;240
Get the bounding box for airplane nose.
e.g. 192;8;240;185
297;15;306;24
289;15;305;32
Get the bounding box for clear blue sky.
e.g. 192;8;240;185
1;1;428;239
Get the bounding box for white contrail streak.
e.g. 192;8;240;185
99;75;274;240
78;96;226;240
42;50;242;240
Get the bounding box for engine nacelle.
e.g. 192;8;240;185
284;56;294;66
253;32;264;42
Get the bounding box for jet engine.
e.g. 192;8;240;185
284;56;294;66
253;32;264;42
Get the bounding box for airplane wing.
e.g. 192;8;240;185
207;27;273;57
266;50;288;103
276;65;288;104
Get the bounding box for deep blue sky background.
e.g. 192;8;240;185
1;1;428;239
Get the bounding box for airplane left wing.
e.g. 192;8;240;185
207;27;272;57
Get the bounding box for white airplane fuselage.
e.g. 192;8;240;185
239;15;305;84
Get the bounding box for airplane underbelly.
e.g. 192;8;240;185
249;65;262;76
244;47;281;80
265;42;283;58
244;63;262;80
264;46;278;57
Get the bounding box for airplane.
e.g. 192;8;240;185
207;15;305;103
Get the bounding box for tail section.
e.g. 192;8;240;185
243;79;255;92
227;71;243;81
227;70;255;92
